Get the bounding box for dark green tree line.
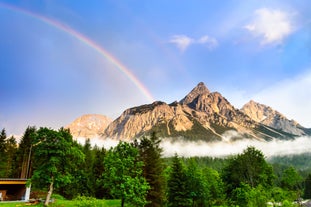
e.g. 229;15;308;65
2;126;311;206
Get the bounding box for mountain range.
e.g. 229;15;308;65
67;82;311;142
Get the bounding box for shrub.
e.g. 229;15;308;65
73;196;102;207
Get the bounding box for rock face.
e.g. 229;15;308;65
69;82;310;141
103;82;301;141
67;114;112;138
241;100;305;136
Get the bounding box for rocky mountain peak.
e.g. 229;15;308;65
66;114;112;138
241;100;304;136
242;100;271;122
68;82;310;141
180;82;210;105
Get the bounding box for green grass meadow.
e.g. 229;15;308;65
0;199;121;207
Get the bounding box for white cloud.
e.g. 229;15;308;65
169;34;218;52
253;70;311;127
169;35;194;52
245;8;295;45
198;35;218;50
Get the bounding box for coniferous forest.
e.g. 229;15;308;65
0;127;311;207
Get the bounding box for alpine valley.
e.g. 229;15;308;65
67;82;311;142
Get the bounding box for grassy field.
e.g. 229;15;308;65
0;199;121;207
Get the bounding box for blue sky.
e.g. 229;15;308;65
1;0;311;136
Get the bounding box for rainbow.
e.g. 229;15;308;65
0;2;154;102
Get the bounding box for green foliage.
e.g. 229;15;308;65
93;146;109;199
0;128;18;178
269;153;311;175
103;141;149;207
167;154;191;207
13;126;36;178
185;158;209;206
270;187;288;203
304;173;311;199
78;139;96;196
282;200;298;207
4;136;17;177
31;127;85;205
0;128;6;152
73;196;103;207
4;124;311;206
203;167;226;206
222;147;275;200
136;133;166;207
233;183;268;207
281;166;303;191
181;156;229;175
0;128;7;177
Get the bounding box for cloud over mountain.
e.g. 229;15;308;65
254;70;311;128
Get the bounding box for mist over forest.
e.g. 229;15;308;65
76;134;311;158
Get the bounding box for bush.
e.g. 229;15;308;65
51;193;65;200
282;200;297;207
73;196;102;207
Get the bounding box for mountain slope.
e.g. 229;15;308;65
67;114;112;138
103;82;298;141
241;100;306;136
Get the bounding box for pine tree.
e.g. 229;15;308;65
5;136;17;177
137;133;166;207
0;129;7;177
81;139;96;196
93;146;109;199
0;128;6;152
13;126;36;178
185;159;209;206
168;154;191;207
304;174;311;199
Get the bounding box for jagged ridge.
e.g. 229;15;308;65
241;100;306;136
102;82;307;141
67;82;310;141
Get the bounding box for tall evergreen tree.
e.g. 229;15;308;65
137;133;166;207
0;128;6;152
168;154;191;207
304;174;311;199
185;158;208;207
203;167;226;206
13;126;36;178
5;136;17;177
93;145;109;199
81;139;96;196
0;128;7;177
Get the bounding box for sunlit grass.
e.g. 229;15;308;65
0;199;121;207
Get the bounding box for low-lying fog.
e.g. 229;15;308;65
75;133;311;158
